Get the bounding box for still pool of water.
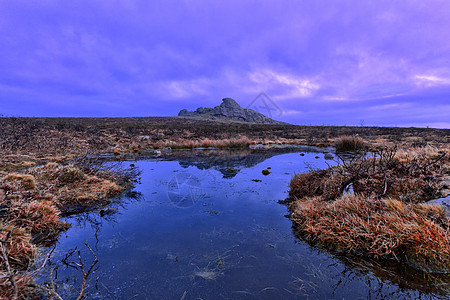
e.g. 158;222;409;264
36;149;449;299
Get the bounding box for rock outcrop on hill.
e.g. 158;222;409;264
178;98;287;125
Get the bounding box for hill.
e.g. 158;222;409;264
178;98;288;125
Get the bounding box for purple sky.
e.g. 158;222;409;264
1;1;449;128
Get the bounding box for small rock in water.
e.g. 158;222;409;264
324;153;334;160
262;169;270;175
100;208;119;217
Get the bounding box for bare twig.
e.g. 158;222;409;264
0;227;19;300
76;242;99;300
17;245;55;283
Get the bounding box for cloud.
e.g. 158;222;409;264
161;78;212;99
0;1;449;127
248;69;319;100
415;75;450;88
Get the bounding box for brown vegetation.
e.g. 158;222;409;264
288;146;450;273
289;195;450;273
290;146;448;202
0;159;137;298
0;116;449;297
334;135;366;151
0;117;448;162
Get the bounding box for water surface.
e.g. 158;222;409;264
37;149;449;299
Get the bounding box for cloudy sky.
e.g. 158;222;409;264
1;0;449;128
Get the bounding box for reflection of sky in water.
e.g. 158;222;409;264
36;152;447;299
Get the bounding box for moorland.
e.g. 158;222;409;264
0;116;449;298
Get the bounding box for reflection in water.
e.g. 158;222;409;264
35;149;449;299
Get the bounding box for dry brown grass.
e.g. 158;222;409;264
290;147;447;203
2;174;36;191
153;136;255;149
26;163;124;209
289;169;344;200
288;146;450;273
0;275;33;300
6;200;66;235
0;226;36;270
289;194;450;272
0;161;131;298
334;136;366;152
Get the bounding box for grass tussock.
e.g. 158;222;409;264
334;136;366;152
0;226;36;269
288;146;450;273
0;275;33;300
0;160;137;298
289;169;344;200
290;194;450;273
290;147;447;202
153;136;255;149
3;174;36;191
26;163;124;209
6;200;66;235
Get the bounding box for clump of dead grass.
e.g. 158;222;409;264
0;225;38;299
288;146;450;273
334;136;366;152
289;169;344;200
289;194;450;273
27;163;124;209
0;159;136;298
0;225;37;270
154;136;255;149
290;147;446;203
5;200;67;236
2;174;36;191
57;166;87;184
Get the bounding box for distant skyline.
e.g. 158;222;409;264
0;1;449;128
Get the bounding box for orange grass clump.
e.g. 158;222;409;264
0;275;33;300
334;136;366;152
28;163;124;209
290;147;446;202
0;226;36;270
6;200;67;234
289;169;344;200
55;175;122;207
0;226;36;299
289;194;450;273
155;136;255;149
2;174;36;190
